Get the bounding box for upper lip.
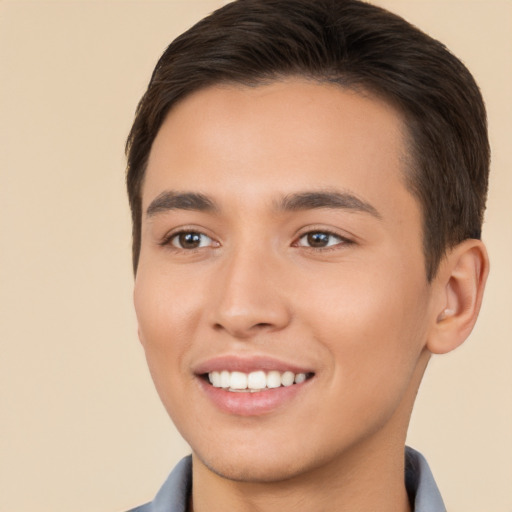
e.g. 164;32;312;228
193;355;314;375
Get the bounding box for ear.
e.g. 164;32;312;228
427;239;489;355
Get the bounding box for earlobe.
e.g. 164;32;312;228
427;239;489;355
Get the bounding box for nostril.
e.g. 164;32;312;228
213;320;280;336
211;300;292;338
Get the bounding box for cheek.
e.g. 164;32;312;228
133;272;196;422
302;264;429;391
133;268;198;380
135;263;203;339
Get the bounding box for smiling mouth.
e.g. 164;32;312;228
204;370;315;392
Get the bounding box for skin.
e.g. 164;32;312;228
134;79;488;512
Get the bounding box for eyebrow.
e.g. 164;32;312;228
277;190;381;219
146;189;381;219
146;191;217;217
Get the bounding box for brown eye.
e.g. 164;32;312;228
297;231;345;248
307;232;330;247
171;231;212;249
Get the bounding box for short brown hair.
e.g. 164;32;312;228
126;0;489;280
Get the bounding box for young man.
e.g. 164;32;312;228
125;1;489;510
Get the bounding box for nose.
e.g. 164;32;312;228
210;245;292;339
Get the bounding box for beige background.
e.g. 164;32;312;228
0;1;510;511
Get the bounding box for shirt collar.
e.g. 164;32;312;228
405;446;446;512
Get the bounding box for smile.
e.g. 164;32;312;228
208;370;312;392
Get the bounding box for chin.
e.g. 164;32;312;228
191;435;343;485
197;452;309;483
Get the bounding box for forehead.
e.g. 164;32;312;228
144;79;418;224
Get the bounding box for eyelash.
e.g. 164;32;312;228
160;229;353;252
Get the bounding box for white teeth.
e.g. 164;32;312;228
281;371;295;387
230;371;248;390
208;370;310;391
247;370;266;390
266;371;282;389
294;373;306;384
210;371;221;387
220;370;230;388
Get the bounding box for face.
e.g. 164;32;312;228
134;79;437;482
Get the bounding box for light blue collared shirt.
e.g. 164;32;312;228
128;446;446;512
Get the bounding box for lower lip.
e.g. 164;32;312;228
198;378;311;416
